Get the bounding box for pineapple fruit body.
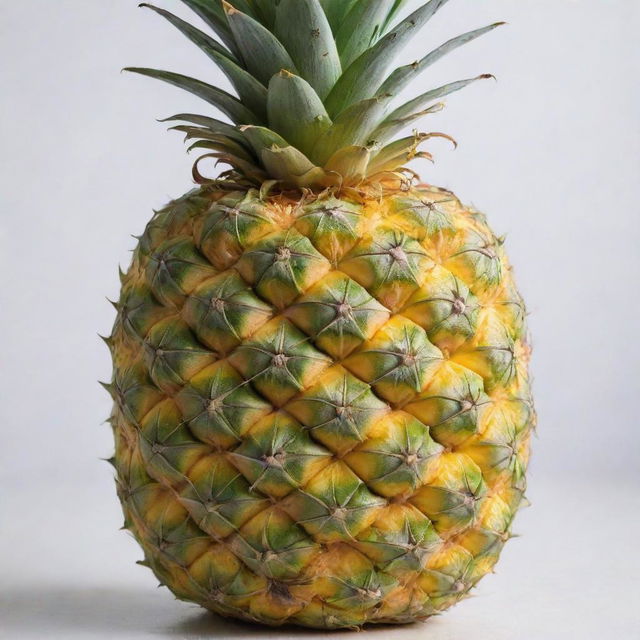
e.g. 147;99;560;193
107;185;533;628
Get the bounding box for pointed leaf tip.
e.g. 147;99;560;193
222;1;240;19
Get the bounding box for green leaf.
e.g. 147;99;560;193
383;75;494;124
141;4;267;119
260;146;327;188
160;113;246;143
267;71;332;159
324;145;371;184
193;150;266;184
141;4;237;63
371;102;444;143
319;0;358;32
275;0;341;100
250;0;280;29
240;125;289;157
223;2;297;86
124;68;260;125
312;96;389;165
226;0;256;17
379;23;505;97
367;134;439;174
178;0;239;59
325;0;452;117
382;0;411;34
182;133;255;161
335;0;389;70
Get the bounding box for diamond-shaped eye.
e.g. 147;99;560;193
175;361;272;449
117;281;174;342
287;272;390;359
127;489;211;568
143;317;216;395
183;271;273;356
145;237;218;307
280;461;386;543
138;398;210;486
404;360;488;448
228;318;333;406
491;278;528;341
384;193;456;240
339;227;435;310
285;368;389;456
228;412;332;499
344;316;443;405
344;412;443;498
402;265;479;352
356;504;442;575
451;311;518;392
294;196;364;263
237;229;331;309
177;452;270;539
410;453;486;536
229;507;321;580
442;227;503;291
418;544;475;606
196;192;279;270
460;402;530;486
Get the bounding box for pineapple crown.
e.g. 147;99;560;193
126;0;502;191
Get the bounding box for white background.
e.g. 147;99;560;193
1;1;639;638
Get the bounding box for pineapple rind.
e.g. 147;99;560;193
108;185;534;628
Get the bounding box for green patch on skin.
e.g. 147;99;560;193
183;271;273;356
237;229;331;309
197;191;280;270
145;236;218;307
228;318;333;406
287;272;390;360
175;361;271;449
286;371;389;456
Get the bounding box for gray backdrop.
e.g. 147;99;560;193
1;1;639;638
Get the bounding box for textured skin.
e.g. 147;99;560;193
107;185;534;629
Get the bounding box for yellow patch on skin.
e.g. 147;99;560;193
110;185;534;628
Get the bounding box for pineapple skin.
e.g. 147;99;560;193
107;185;534;629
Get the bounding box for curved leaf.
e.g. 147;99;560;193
160;113;246;143
324;145;371;184
275;0;341;100
379;23;505;97
178;0;239;59
250;0;278;28
335;0;389;70
325;0;452;117
142;4;237;62
124;67;260;125
141;4;267;119
383;75;494;124
312;96;389;165
367;134;432;174
239;125;289;157
260;146;327;188
382;0;411;34
184;135;255;161
223;2;297;86
319;0;358;33
372;102;444;143
267;71;332;158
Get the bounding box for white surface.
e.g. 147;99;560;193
1;0;639;638
2;477;639;639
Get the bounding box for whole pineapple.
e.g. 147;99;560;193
105;0;534;629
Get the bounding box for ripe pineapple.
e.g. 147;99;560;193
105;0;534;629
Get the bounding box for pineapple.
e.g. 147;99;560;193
105;0;534;629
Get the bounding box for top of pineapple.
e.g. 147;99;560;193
127;0;502;192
